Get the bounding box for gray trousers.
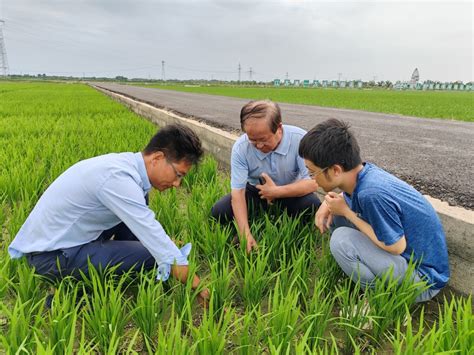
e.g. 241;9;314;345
329;215;440;303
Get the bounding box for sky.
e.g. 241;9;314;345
1;0;472;82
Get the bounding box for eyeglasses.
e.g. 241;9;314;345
308;166;329;179
167;160;186;180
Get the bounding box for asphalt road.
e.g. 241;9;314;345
94;83;474;210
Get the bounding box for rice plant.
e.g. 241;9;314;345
390;295;473;353
192;297;235;354
1;82;471;353
154;306;193;354
303;275;336;348
266;278;302;349
233;244;274;308
208;253;236;312
46;281;81;355
81;265;132;353
0;296;45;353
131;270;169;350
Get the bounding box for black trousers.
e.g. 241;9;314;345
211;183;321;224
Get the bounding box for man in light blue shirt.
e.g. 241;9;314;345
9;124;209;304
211;100;321;253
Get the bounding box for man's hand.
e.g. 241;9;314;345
244;233;258;254
256;173;278;204
325;192;350;217
197;288;210;308
315;200;333;234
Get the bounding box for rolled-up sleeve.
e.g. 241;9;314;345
230;142;249;190
97;173;188;267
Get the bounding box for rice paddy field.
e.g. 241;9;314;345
0;81;472;354
134;84;474;122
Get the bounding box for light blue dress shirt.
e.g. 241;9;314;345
230;125;310;190
9;152;188;274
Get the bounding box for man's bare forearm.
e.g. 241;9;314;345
231;189;251;237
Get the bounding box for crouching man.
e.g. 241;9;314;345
211;100;321;253
9;124;209;305
299;118;449;302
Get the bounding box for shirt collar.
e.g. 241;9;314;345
352;162;370;196
135;152;152;193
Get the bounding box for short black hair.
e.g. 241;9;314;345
143;124;203;165
299;118;362;171
240;100;281;133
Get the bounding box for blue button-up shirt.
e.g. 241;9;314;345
231;124;310;189
8;152;188;270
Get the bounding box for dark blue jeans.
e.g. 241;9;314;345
27;223;155;282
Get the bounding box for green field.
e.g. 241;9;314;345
1;82;472;353
134;84;474;122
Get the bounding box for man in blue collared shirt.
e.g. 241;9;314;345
211;100;321;253
9;124;209;304
299;119;449;302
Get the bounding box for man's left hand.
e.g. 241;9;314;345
325;191;350;217
256;173;279;204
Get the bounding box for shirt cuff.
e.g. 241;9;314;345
156;243;191;281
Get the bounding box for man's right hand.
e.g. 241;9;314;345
197;288;210;308
245;234;258;254
315;200;333;234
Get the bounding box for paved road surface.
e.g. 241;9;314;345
94;83;474;210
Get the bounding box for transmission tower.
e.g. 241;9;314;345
0;19;9;77
161;60;165;81
247;67;253;81
238;63;241;83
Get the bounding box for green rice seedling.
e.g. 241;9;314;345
81;265;131;353
278;247;312;298
131;270;168;350
209;254;236;312
154;306;193;355
315;236;344;288
0;296;45;353
233;244;274;308
335;279;373;352
33;332;56;354
10;259;43;304
237;306;268;355
366;262;429;342
192;297;235;354
0;253;15;299
257;214;313;272
46;281;80;355
303;275;336;348
390;295;473;353
266;278;302;349
168;260;203;326
182;155;219;191
188;213;232;263
150;188;184;238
